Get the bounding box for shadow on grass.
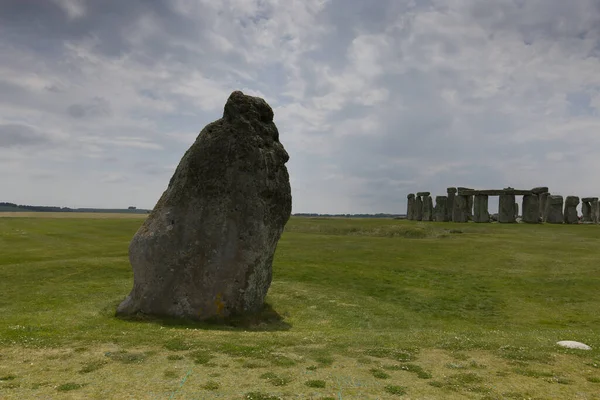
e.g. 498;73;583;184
113;302;292;332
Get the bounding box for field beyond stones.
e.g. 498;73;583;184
1;215;599;399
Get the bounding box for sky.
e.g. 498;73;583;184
1;0;600;214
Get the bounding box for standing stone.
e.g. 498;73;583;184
539;192;550;221
447;187;457;221
116;91;292;320
467;196;474;221
581;197;597;223
434;196;449;222
422;195;434;221
592;198;599;224
545;195;564;224
522;194;540;223
452;195;469;223
563;196;580;224
498;193;516;223
415;196;423;221
473;195;490;223
514;203;519;219
407;194;415;220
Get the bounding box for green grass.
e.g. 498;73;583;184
1;216;600;398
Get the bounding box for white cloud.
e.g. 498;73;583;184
1;0;600;213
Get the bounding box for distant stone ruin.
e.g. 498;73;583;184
406;186;596;224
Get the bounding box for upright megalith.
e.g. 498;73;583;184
539;192;550;221
592;198;599;224
434;196;449;222
453;195;469;223
447;187;457;221
545;195;564;224
415;195;423;221
522;194;540;223
422;195;434;221
581;197;596;223
407;194;415;220
514;203;519;219
473;195;489;223
564;196;580;224
498;193;516;223
116;91;292;320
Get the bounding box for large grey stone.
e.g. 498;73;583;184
522;194;540;223
498;194;516;223
447;188;456;221
473;195;489;223
407;194;415;220
545;195;563;224
434;196;449;222
422;195;433;221
556;340;592;350
581;198;595;223
452;195;469;223
116;91;292;321
467;195;474;221
592;198;599;224
416;191;430;197
514;202;519;219
539;192;550;221
531;186;549;195
415;196;423;221
564;196;579;224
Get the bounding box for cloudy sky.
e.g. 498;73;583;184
2;0;600;214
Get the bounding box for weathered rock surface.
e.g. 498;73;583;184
581;197;596;223
116;91;292;320
415;196;423;221
447;188;456;221
473;195;489;223
498;194;516;223
539;192;550;221
556;340;592;350
522;194;539;223
407;194;415;220
592;198;599;224
416;191;430;197
531;186;549;195
545;195;563;224
467;195;474;221
563;196;579;224
452;195;469;223
422;195;434;221
434;196;449;222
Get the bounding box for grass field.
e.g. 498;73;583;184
1;214;599;399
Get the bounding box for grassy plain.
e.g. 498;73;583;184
0;214;599;399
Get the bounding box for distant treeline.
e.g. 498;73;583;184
0;202;150;214
293;213;404;218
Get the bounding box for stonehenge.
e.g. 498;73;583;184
405;185;598;225
581;197;597;223
434;196;449;222
446;188;456;221
498;193;516;223
563;196;579;224
415;196;423;221
422;194;434;221
407;194;415;220
522;194;539;223
473;195;489;223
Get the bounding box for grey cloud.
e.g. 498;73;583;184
0;124;51;148
67;97;111;119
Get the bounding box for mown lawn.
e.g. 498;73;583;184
0;214;599;399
